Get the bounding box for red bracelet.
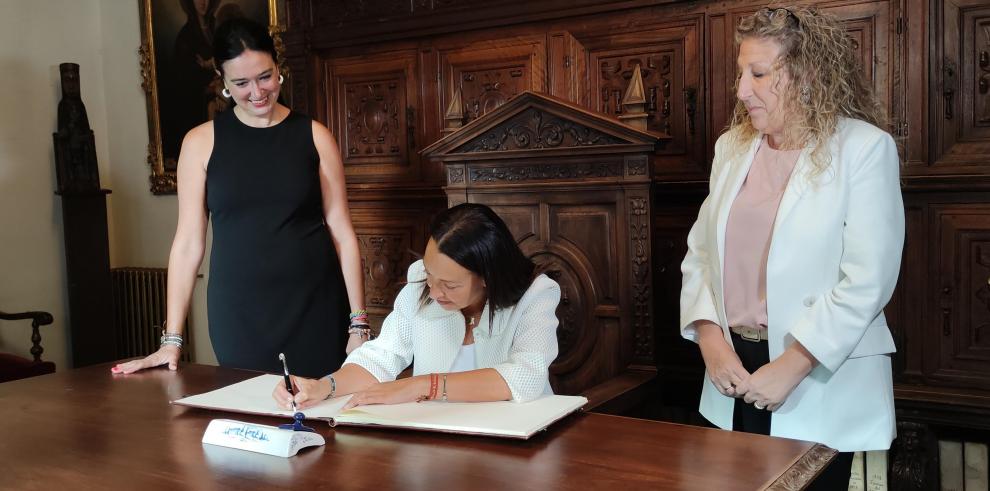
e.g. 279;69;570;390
429;373;439;400
418;373;440;403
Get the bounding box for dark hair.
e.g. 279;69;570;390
419;203;536;324
212;17;277;76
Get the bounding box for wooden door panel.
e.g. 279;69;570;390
477;193;626;395
322;50;421;181
575;18;704;178
931;205;990;390
928;0;990;174
438;37;547;126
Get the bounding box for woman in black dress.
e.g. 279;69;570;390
113;18;366;377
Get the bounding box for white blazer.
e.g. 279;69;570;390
680;118;904;452
344;260;561;402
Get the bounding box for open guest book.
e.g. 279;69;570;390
173;374;588;440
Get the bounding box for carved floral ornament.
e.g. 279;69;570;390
458;108;625;153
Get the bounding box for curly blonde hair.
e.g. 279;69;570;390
727;6;887;176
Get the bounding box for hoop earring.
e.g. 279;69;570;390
222;88;231;98
278;74;284;85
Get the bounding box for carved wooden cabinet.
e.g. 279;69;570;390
926;0;990;175
282;0;990;476
321;49;423;182
436;35;547;126
423;92;666;402
930;204;990;391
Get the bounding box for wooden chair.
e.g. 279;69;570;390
0;310;56;383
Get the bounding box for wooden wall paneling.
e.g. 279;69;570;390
892;0;927;167
349;198;444;331
928;0;990;175
418;44;445;183
280;30;311;115
575;16;705;179
651;193;707;418
322;49;422;182
888;199;928;385
548;31;588;106
930;203;990;391
295;0;685;48
706;11;730;166
436;35;547;126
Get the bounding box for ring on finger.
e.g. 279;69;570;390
754;402;765;410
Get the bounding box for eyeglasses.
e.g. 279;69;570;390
759;7;801;28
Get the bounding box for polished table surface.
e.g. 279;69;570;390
0;363;834;490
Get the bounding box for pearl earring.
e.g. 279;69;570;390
278;74;284;85
222;88;231;98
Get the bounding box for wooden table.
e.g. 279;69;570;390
0;363;834;490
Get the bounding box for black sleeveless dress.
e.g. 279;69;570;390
205;109;347;377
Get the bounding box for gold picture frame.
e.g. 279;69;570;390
139;0;286;194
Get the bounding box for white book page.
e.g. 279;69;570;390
174;374;587;438
173;374;351;420
335;396;587;438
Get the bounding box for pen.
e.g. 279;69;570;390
278;353;298;412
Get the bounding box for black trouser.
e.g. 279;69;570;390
730;332;854;491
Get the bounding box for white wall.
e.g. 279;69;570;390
0;0;214;368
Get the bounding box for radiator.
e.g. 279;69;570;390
111;267;192;362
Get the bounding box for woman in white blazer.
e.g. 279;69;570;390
680;6;903;489
274;203;561;409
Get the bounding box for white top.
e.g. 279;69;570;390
448;343;477;373
344;260;562;402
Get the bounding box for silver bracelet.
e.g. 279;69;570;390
160;329;183;348
324;374;336;400
347;324;373;338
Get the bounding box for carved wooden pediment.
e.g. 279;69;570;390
421;91;667;160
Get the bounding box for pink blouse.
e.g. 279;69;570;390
723;137;801;331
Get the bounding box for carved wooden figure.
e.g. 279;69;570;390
53;63;100;193
52;62;115;367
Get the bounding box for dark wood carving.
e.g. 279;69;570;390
888;421;939;491
52;62;115;367
928;0;990;174
765;444;838;491
359;234;409;308
932;204;990;391
424;91;665;397
460;67;528;122
575;18;704;178
439;39;545;126
457;108;624;152
344;80;405;160
53;63;100;193
323;51;420;180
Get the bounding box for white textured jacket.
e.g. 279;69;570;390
344;260;561;402
680;118;905;452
